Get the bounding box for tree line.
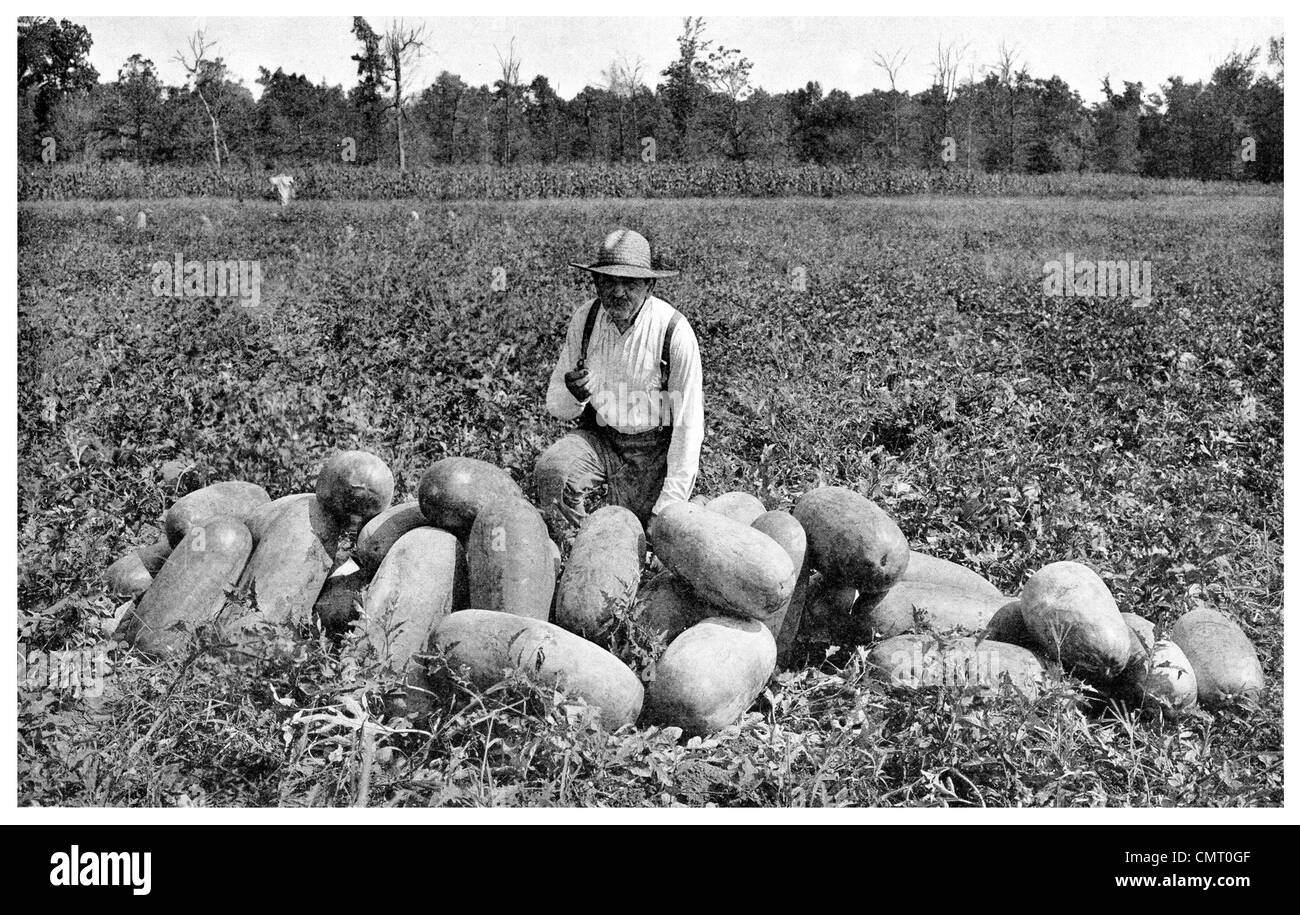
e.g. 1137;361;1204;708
18;16;1284;181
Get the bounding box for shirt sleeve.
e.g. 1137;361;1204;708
652;317;704;515
546;301;593;421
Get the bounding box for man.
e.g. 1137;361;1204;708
269;173;295;207
536;228;704;538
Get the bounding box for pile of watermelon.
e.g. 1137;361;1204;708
780;486;1265;717
107;450;399;658
106;451;1265;735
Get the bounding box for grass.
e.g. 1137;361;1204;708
20;162;1283;203
17;190;1282;807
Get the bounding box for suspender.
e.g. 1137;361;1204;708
659;312;682;390
578;300;682;392
577;299;601;370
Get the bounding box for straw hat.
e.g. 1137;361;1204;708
570;228;678;279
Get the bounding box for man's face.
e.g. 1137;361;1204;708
594;274;653;322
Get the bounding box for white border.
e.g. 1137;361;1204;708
6;2;1294;826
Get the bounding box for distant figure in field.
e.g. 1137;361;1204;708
269;174;295;208
535;228;704;538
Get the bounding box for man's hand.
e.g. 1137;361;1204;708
564;366;593;402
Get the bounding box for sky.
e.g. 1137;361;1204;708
67;11;1284;105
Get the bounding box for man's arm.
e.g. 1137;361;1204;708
546;301;592;420
652;318;704;516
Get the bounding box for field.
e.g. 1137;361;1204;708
17;191;1283;807
19;161;1279;202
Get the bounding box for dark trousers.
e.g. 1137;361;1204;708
534;426;673;535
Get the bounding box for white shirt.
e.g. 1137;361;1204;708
546;295;704;515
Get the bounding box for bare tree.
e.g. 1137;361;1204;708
494;38;522;165
932;39;968;140
603;54;645;160
175;31;224;170
992;41;1023;172
933;40;967;101
873;49;908;158
382;20;427;172
964;59;979;171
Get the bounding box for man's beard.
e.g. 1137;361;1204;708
605;294;648;324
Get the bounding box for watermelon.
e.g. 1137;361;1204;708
418;457;523;537
793;486;909;596
1019;561;1129;683
859;580;1006;638
360;527;466;670
869;634;1048;698
465;495;554;620
705;491;766;526
238;496;339;627
649;501;793;621
117;516;253;658
1169;607;1264;708
642;617;776;735
315;450;394;525
556;506;645;636
433;609;643;730
164;481;269;547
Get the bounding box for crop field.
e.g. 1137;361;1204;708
19;162;1277;203
17;190;1282;807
